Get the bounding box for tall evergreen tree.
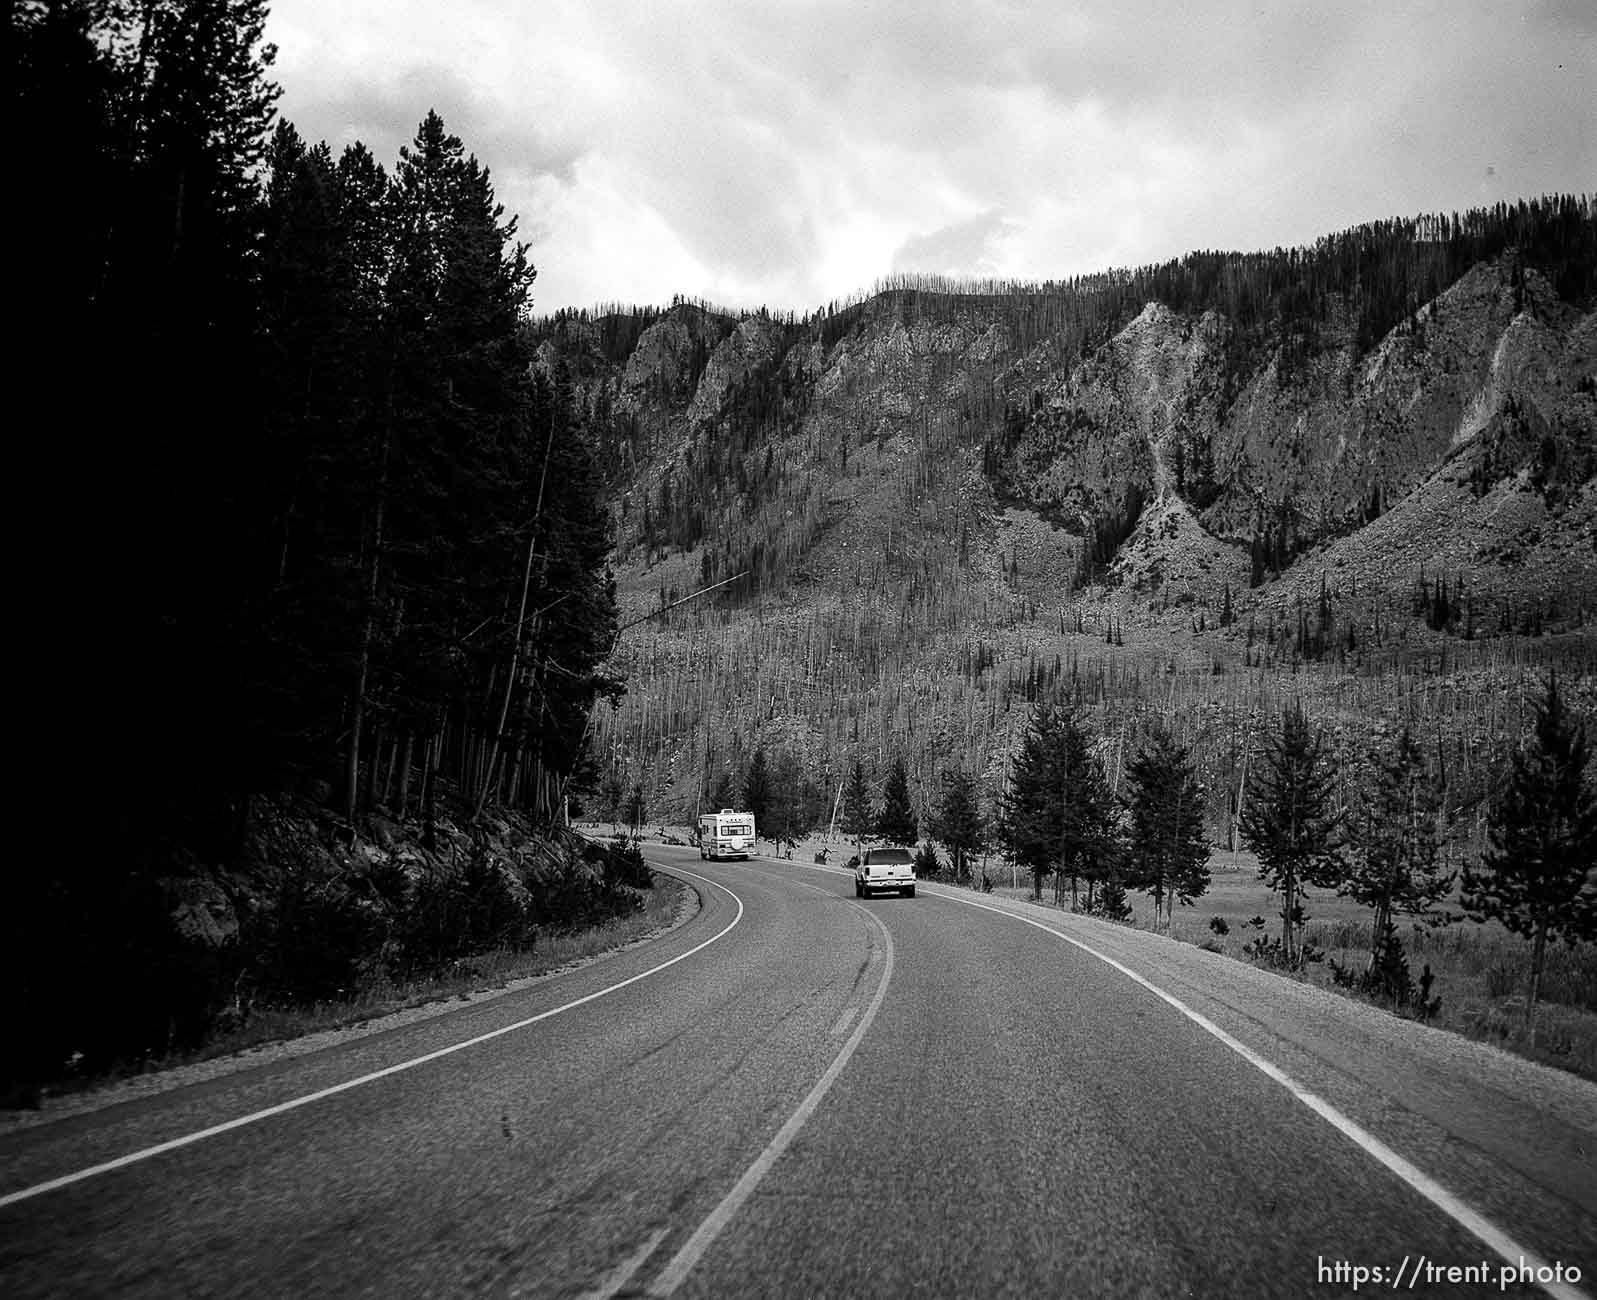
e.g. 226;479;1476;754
601;768;627;828
253;124;388;787
1238;702;1344;965
1000;704;1120;903
374;111;539;806
876;755;918;844
929;768;986;883
504;363;620;820
709;770;739;811
1462;677;1597;1014
1342;726;1453;980
764;750;807;855
1125;724;1211;932
97;0;284;843
17;0;284;1084
624;784;647;836
744;747;773;838
841;760;873;848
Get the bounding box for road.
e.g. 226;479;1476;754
2;846;1593;1298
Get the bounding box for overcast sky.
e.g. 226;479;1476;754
265;0;1594;316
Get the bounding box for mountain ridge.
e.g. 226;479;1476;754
530;198;1596;832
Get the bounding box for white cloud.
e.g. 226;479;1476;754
266;0;1597;313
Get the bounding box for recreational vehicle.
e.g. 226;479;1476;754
698;809;755;860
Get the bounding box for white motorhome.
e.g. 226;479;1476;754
698;808;756;860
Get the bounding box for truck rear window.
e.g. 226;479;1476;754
865;849;914;865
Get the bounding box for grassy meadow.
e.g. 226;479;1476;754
1008;847;1597;1082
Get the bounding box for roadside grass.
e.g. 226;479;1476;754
74;876;692;1093
1136;852;1597;1082
1305;916;1597;1080
937;844;1597;1083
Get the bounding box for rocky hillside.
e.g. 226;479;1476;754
530;203;1596;836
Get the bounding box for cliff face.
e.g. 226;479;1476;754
546;253;1592;608
531;244;1596;823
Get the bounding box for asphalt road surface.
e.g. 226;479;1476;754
2;845;1593;1298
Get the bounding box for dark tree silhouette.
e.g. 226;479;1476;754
841;760;874;848
1462;677;1597;1015
929;768;987;883
1239;703;1344;965
1343;727;1453;986
1125;724;1211;932
744;747;773;839
876;755;918;844
1001;704;1121;904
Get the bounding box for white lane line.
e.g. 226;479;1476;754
575;1225;670;1300
645;901;896;1297
0;865;742;1210
829;1007;858;1038
929;890;1588;1300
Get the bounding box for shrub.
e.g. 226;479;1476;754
1090;879;1134;923
1329;930;1442;1020
458;849;534;953
255;870;385;1003
603;837;654;890
1243;929;1324;970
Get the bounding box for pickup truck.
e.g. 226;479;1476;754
854;846;916;898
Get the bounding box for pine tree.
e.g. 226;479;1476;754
840;760;874;848
744;747;774;839
763;750;806;856
1125;724;1211;932
625;784;647;835
1000;704;1121;903
369;111;614;824
1462;677;1597;1014
929;768;986;883
876;755;918;844
1343;727;1453;989
1238;702;1344;965
254;124;389;790
18;0;285;1083
709;770;739;811
601;769;626;828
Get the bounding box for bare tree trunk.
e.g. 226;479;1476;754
505;747;522;812
1366;896;1390;975
1527;923;1548;1035
344;411;391;827
363;726;383;813
1232;746;1248;855
396;734;415;819
476;409;557;819
421;734;440;853
381;731;399;805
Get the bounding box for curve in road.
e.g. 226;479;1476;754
1;845;1591;1299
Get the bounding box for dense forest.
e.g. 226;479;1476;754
12;0;622;1090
